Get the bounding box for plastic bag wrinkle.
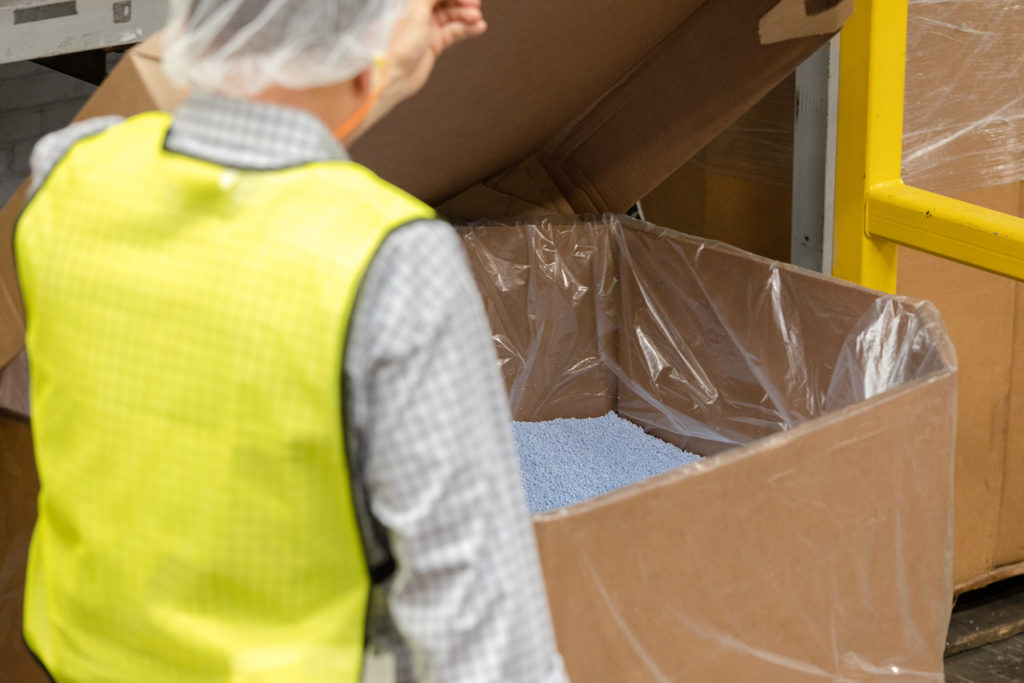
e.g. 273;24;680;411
458;215;955;455
903;0;1024;193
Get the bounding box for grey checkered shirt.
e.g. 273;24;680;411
13;93;567;683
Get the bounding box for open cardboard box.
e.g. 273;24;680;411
0;0;959;679
460;216;955;680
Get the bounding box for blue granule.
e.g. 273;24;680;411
512;412;702;513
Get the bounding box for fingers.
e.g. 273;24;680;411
441;20;487;47
437;0;482;9
433;2;487;49
434;4;484;27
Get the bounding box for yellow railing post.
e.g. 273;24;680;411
832;0;907;293
868;184;1024;281
834;0;1024;287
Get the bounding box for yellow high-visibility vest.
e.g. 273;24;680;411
16;111;434;682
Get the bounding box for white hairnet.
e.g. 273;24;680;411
162;0;408;97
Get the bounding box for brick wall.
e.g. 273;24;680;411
0;61;96;206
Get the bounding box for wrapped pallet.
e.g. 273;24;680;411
643;0;1024;595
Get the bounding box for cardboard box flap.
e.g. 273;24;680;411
350;0;707;207
73;42;184;123
535;374;955;681
760;0;855;44
353;0;850;213
536;0;843;213
0;191;24;368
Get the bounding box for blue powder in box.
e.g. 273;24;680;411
512;411;702;514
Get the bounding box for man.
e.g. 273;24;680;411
16;1;568;681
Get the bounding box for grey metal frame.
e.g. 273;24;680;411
0;0;163;64
791;37;840;274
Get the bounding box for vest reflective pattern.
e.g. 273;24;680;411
16;111;435;682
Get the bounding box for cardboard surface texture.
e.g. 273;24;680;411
0;414;41;683
897;193;1024;593
0;1;956;680
759;0;854;44
640;74;796;262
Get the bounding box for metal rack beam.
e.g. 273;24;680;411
0;0;163;65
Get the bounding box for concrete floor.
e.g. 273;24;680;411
945;630;1024;682
944;575;1024;683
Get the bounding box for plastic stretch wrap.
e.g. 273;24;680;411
685;75;795;189
903;0;1024;193
461;215;950;454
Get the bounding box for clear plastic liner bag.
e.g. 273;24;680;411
460;215;952;455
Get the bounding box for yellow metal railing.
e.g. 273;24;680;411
833;0;1024;291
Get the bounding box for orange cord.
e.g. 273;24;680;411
333;58;389;141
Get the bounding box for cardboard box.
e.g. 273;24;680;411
459;218;955;680
897;0;1024;593
0;412;37;683
897;197;1024;594
644;163;1024;598
0;1;961;680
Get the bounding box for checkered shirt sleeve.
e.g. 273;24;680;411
350;223;567;683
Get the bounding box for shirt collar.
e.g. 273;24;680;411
165;92;349;170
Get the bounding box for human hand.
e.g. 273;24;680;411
428;0;488;62
391;0;487;100
346;0;487;140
